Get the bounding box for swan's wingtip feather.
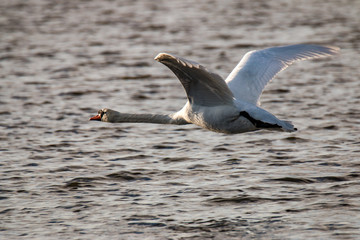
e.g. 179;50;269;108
317;45;340;55
154;52;173;62
154;52;186;65
327;45;340;54
154;52;201;68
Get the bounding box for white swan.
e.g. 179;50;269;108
90;44;339;134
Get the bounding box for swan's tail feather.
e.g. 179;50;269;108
280;120;297;132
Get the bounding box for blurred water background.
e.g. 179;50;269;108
1;0;360;239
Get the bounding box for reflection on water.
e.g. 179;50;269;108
1;0;359;239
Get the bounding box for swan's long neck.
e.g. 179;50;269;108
105;111;188;125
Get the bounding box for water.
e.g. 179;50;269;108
1;0;360;239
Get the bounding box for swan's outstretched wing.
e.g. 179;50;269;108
225;44;339;105
155;53;234;107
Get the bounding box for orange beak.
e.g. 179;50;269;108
89;114;101;121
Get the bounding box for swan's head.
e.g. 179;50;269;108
89;108;117;122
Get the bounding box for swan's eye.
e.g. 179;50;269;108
97;110;105;118
100;110;105;118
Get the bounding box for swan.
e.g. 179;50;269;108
90;44;339;134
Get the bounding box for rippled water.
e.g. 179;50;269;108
1;0;360;239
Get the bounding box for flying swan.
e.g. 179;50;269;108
90;44;339;134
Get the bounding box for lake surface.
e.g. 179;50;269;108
1;0;359;239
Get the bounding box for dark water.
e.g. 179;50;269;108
1;0;360;239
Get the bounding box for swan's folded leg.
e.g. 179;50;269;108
235;101;297;132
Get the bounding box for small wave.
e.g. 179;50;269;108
106;171;152;181
282;136;309;143
267;177;314;184
63;177;104;189
313;176;348;182
208;195;300;204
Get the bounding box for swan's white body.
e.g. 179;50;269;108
91;44;339;134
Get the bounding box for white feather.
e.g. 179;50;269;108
226;44;339;105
